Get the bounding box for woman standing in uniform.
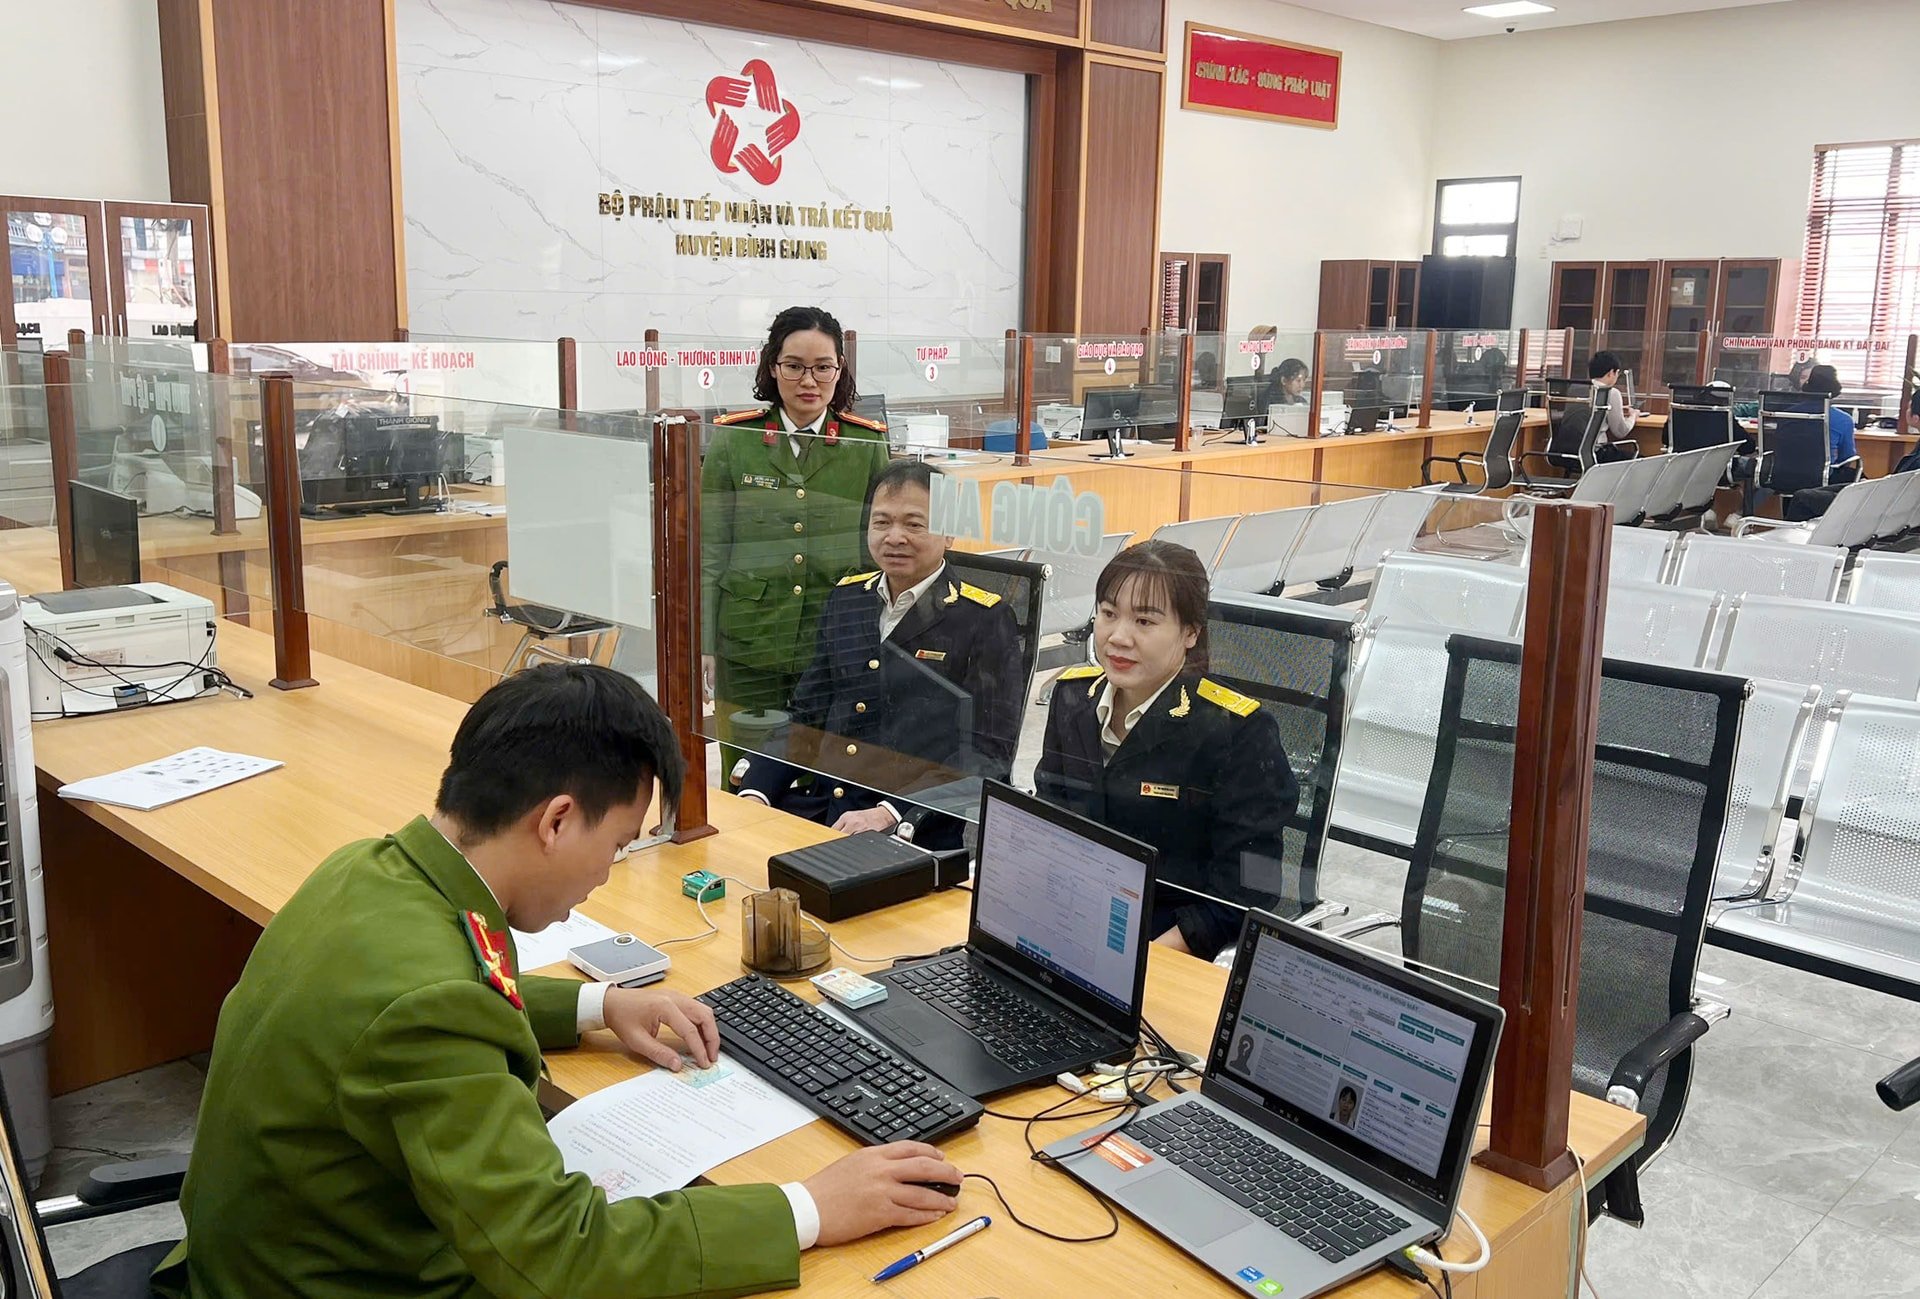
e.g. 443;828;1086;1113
701;306;891;771
1034;540;1296;961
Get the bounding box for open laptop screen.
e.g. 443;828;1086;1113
969;782;1155;1023
1211;917;1502;1210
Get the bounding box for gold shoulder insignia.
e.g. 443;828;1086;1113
837;409;888;433
1198;678;1260;717
838;570;879;586
1059;664;1104;680
958;581;1001;607
713;408;767;426
1169;686;1192;718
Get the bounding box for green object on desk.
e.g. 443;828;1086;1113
683;870;726;902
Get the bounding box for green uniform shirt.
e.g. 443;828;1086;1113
700;408;890;675
151;817;798;1299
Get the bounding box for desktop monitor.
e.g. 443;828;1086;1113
1346;368;1386;433
68;481;141;588
300;412;452;516
1221;374;1265;422
1081;387;1142;437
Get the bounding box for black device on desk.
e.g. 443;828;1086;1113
1083;386;1141;459
844;780;1157;1098
68;481;141;588
1222;375;1266;443
698;973;983;1144
1345;369;1386;435
298;411;464;516
767;831;969;921
1041;911;1503;1299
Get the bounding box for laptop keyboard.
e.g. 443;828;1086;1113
699;974;982;1145
1128;1103;1413;1264
890;960;1108;1072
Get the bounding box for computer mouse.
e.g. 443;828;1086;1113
907;1179;961;1197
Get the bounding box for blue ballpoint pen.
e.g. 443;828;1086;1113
870;1215;991;1283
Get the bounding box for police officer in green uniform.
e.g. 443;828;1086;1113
701;306;891;774
151;665;960;1299
1034;540;1296;962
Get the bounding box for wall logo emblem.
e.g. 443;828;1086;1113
705;60;801;186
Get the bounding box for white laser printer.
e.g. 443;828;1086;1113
21;583;220;717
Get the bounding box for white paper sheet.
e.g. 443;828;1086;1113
510;910;617;972
57;747;283;811
547;1054;815;1201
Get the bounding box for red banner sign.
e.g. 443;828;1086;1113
1181;23;1341;129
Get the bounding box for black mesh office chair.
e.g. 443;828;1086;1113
1521;398;1607;485
1203;597;1358;928
486;561;615;673
1421;409;1523;494
941;548;1048;740
1665;389;1738;455
1758;401;1855;514
1346;633;1741;1225
0;1072;186;1298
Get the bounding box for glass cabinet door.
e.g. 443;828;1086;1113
1550;262;1602;329
1602;260;1657;391
1712;260;1782;390
1366;265;1393;329
1391;263;1419;329
1658;261;1719;389
104;203;213;341
2;196;108;347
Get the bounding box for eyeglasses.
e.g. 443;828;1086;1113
776;359;842;382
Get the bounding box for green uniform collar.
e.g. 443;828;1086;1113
390;815;510;938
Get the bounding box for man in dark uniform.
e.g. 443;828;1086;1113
735;460;1025;848
1036;661;1296;960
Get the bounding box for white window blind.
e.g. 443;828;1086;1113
1800;141;1920;388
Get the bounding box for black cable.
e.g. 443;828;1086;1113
962;1170;1118;1244
26;625;246;719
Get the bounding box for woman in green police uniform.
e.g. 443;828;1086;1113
701;306;891;765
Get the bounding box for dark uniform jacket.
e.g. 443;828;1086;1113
699;407;891;676
151;818;795;1299
737;562;1025;844
1035;666;1297;960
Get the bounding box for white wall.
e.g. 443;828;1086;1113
1160;0;1441;331
1433;0;1920;324
0;0;170;199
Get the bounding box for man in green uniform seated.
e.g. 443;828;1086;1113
151;663;960;1299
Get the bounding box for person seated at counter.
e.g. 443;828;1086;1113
1588;350;1642;463
735;460;1024;848
152;664;960;1299
1034;540;1295;961
1782;364;1863;522
1264;356;1311;408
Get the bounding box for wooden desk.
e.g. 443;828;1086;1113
11;536;1641;1298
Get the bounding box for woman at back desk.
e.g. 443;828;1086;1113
1034;541;1296;961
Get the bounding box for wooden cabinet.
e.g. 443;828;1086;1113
1319;259;1421;329
1159;252;1230;333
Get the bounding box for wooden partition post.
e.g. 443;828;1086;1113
257;374;315;690
1475;499;1611;1191
644;328;663;414
1516;330;1534;389
204;340;240;538
66;329;85;358
1138;327;1152;386
557;336;579;414
1014;334;1035;467
1003;329;1017;414
43;351;78;590
1696;329;1713;386
844;329;858;389
1561;328;1574;378
652;409;715;843
1901;335;1918;438
1418;331;1439;429
1306;331;1328;440
1173;333;1193;453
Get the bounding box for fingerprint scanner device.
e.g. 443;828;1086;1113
22;583;219;716
566;933;670;987
844;780;1158;1098
1042;912;1504;1299
766;830;951;921
681;870;726;902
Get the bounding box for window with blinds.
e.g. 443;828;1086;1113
1799;141;1920;388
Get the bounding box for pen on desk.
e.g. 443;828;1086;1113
870;1215;990;1283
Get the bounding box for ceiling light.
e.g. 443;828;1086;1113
1463;2;1555;17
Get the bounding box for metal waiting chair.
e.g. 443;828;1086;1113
1604;582;1723;669
1671;534;1847;602
1713;692;1920;1002
1204;596;1361;929
1671;443;1741;528
1737;475;1885;548
1348;489;1442;579
1636;450;1705;525
1363;552;1526;638
1866;471;1920;546
1609;526;1676;585
1713;678;1822;904
1606;453;1676;527
1212;506;1314;597
1279;495;1382;590
1339;634;1742;1224
1033;530;1134;644
1421;409;1523;494
486;561;615;673
1849;551;1920;614
1149;515;1238;571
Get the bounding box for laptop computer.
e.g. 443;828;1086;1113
1043;911;1503;1299
846;780;1157;1098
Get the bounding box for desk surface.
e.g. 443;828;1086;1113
123;484;507;563
9;533;1643;1298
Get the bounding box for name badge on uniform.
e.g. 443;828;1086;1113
740;473;780;490
914;649;948;662
1140;782;1181;799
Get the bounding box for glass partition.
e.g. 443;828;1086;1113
1187;330;1318;442
846;334;1014;452
0;373;55;531
1014;333;1180;452
1318;331;1429;434
1710;332;1911;418
1430;330;1518;414
234;337;557;409
578;335;764;420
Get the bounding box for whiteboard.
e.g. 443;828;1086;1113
504;425;654;630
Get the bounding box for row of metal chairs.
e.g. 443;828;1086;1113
1737;467;1920;552
1507;443;1739;531
1614;529;1920;609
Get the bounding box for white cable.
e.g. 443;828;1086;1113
1406;1203;1490;1274
1572;1146;1603;1299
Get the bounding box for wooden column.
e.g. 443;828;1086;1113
1696;329;1712;385
1172;333;1193;453
258;374;315;690
844;329;858;390
66;329;86;358
1306;331;1328;440
644;328;664;413
1014;335;1035;467
1418;331;1439;428
557;336;579;412
1516;330;1533;390
1561;328;1574;378
44;352;78;591
1003;328;1018;415
1475;498;1611;1191
653;411;715;843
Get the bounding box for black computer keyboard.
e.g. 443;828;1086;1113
889;960;1107;1073
699;974;982;1145
1130;1102;1412;1264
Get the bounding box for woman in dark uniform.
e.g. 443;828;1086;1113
1034;540;1296;961
700;306;891;770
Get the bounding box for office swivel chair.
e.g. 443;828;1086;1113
1757;401;1856;517
1883;1057;1920;1111
939;549;1048;751
486;561;615;673
1336;633;1740;1225
1420;409;1522;494
0;1071;185;1297
1522;397;1608;484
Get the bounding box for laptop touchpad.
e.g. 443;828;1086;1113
1127;1172;1240;1246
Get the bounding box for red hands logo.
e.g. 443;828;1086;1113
705;60;800;187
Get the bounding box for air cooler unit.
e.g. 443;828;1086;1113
0;581;53;1183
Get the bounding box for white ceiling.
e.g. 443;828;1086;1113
1279;0;1798;41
